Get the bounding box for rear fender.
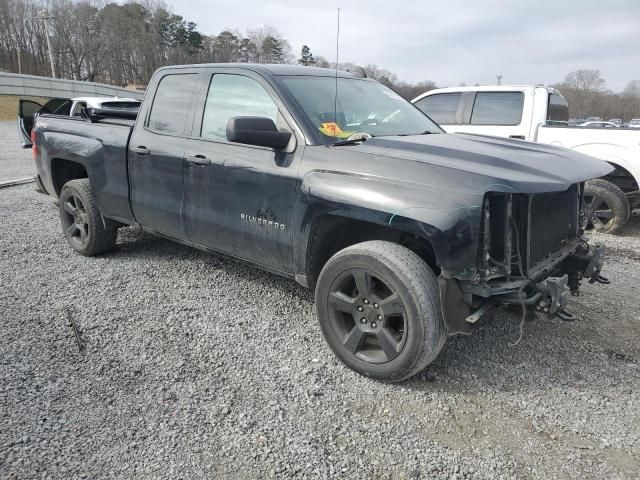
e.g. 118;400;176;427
40;132;106;205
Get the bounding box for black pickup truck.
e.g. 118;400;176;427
23;64;611;381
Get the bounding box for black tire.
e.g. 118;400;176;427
315;240;446;382
582;179;630;234
59;179;118;256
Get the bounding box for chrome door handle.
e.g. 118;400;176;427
131;145;150;155
185;154;211;166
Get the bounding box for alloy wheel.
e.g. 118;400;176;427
327;268;408;364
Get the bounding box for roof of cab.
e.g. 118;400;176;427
412;84;564;103
155;63;362;79
71;96;140;103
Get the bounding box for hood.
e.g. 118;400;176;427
348;133;613;193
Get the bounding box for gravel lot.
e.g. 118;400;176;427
0;120;33;183
1;126;638;479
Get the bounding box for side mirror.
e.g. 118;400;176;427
226;116;292;150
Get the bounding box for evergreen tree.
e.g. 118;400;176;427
239;38;251;62
261;36;283;63
298;45;315;66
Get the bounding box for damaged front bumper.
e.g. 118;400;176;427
441;241;609;335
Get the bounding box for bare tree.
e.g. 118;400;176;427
556;69;606;118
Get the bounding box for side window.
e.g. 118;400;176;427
547;94;569;123
414;93;461;124
201;74;278;140
470;92;524;126
147;73;198;135
72;102;86;116
41;98;71;115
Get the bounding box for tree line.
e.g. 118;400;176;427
551;70;640;121
0;0;638;119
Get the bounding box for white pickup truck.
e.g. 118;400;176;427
413;85;640;233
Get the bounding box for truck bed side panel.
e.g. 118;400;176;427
35;116;135;223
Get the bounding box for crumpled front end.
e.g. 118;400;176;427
441;183;609;335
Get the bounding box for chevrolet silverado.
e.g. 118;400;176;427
24;64;611;381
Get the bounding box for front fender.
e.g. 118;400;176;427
296;170;484;279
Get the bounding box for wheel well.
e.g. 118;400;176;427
51;158;87;195
604;163;639;193
306;214;439;288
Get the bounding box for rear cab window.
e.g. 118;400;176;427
414;93;461;124
101;101;141;110
147;73;199;135
547;93;569;124
470;92;524;125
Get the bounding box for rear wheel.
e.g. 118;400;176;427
315;241;446;382
59;179;117;256
582;179;630;234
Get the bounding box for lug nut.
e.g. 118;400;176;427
373;303;379;309
371;322;377;328
363;299;369;305
377;314;383;321
360;318;367;324
357;306;363;312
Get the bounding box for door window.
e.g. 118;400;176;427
470;92;524;125
414;93;461;124
201;74;279;140
147;74;198;135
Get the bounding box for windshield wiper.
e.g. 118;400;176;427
332;133;373;146
396;130;435;137
333;139;366;146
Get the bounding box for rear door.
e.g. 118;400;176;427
17;97;73;147
17;100;42;147
129;69;200;239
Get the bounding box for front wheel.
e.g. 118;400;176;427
315;241;446;382
582;179;630;234
59;179;118;256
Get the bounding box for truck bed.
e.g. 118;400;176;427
34;114;135;223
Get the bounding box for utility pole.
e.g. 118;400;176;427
497;74;503;86
16;46;22;74
37;10;56;78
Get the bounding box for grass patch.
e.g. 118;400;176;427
0;95;49;120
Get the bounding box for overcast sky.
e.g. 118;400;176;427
170;0;639;92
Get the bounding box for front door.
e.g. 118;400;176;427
183;70;301;273
129;71;200;239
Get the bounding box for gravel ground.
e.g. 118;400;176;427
0;120;34;183
1;153;639;479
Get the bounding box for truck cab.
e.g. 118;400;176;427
413;85;568;141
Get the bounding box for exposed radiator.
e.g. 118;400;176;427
527;187;578;267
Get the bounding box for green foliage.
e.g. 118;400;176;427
298;45;315;66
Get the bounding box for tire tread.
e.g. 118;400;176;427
317;240;446;382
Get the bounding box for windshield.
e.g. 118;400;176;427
281;76;443;143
